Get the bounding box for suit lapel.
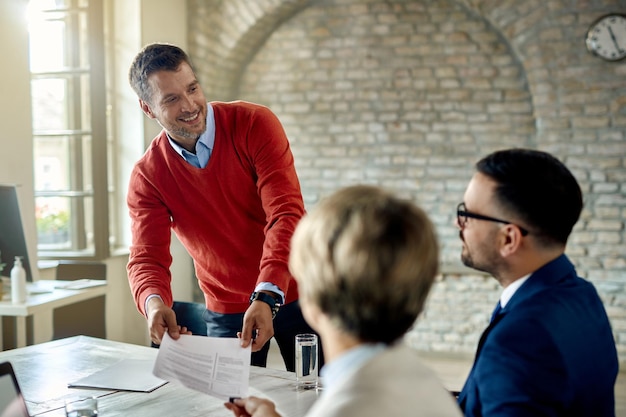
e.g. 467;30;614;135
458;310;507;405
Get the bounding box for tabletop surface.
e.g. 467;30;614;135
0;280;107;316
0;335;320;416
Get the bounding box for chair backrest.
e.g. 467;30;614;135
56;260;107;281
53;260;107;340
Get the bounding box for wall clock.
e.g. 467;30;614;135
585;13;626;61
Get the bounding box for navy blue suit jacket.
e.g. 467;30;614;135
458;254;618;417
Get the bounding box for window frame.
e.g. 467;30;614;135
30;0;110;261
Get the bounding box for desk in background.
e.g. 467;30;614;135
0;336;320;417
0;280;107;349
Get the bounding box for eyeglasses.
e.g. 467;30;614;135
457;202;529;236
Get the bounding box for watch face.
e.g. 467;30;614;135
586;14;626;61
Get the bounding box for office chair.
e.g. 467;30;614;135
53;260;107;340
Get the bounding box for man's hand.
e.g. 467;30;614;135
224;396;281;417
146;297;191;345
239;298;275;352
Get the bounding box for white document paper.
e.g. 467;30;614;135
153;333;251;400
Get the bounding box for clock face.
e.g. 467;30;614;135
586;14;626;61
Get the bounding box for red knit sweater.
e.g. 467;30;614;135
127;101;304;315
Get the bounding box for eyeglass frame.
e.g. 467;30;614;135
456;202;529;236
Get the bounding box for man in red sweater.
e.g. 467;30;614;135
127;43;318;371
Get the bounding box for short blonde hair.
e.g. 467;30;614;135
289;185;439;344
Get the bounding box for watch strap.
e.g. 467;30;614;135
249;291;280;319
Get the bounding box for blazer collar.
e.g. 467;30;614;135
504;254;575;313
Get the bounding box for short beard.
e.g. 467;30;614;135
170;125;203;141
461;250;485;273
459;230;502;278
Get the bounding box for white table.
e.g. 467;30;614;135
0;280;107;348
0;336;320;416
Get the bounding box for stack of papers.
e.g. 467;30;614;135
68;359;166;392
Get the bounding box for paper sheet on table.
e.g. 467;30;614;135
68;359;167;392
153;333;251;400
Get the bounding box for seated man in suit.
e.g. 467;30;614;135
456;148;618;416
225;185;462;417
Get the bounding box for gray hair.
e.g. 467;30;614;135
289;185;439;344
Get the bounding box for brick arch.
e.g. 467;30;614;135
235;0;536;263
188;0;312;100
189;0;547;120
188;0;545;145
460;0;568;138
461;0;554;53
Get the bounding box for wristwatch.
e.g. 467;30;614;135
249;291;281;319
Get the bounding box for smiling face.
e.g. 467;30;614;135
140;62;207;151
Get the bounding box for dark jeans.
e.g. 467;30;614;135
202;300;324;372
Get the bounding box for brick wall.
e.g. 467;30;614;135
188;0;626;364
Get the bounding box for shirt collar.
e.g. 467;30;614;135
320;343;386;393
166;102;215;160
500;273;531;308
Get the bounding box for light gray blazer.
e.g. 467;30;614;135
303;344;463;417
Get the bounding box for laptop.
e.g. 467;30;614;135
0;361;30;417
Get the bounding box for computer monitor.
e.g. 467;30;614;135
0;185;36;282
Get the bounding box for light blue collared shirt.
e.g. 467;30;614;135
320;343;387;393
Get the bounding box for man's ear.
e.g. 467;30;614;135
139;99;155;119
499;224;523;258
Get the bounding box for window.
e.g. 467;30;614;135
27;0;111;259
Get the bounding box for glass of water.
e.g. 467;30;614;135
295;333;319;390
65;397;98;417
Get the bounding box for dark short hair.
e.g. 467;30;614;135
128;43;194;103
476;148;582;245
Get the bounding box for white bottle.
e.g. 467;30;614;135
11;256;27;304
